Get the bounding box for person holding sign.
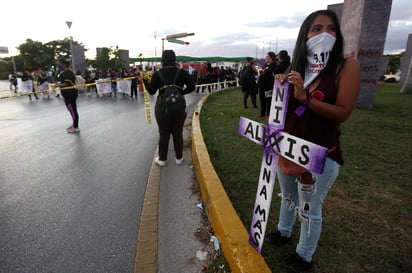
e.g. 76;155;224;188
267;10;360;272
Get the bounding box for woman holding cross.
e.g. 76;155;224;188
268;9;360;272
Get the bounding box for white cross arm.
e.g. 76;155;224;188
238;117;327;174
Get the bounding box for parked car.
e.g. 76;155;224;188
382;73;400;83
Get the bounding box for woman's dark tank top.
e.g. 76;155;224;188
283;66;344;165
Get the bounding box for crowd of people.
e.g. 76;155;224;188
238;50;292;117
7;62;243;101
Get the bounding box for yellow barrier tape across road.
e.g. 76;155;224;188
0;77;140;100
0;82;91;100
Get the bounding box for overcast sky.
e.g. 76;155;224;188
1;0;411;59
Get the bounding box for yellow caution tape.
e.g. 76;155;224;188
0;77;140;100
142;83;152;125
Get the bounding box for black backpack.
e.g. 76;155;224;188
158;69;186;115
239;65;254;86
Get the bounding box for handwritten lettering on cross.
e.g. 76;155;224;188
238;80;328;253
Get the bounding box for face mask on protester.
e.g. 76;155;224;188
303;32;336;88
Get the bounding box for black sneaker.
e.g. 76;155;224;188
285;252;313;273
266;230;292;246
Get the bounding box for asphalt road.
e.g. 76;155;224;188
0;84;160;273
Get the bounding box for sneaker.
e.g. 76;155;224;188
175;157;184;165
266;230;292;246
67;127;80;133
155;156;166;167
285;252;313;273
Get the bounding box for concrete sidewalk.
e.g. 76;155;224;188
157;108;207;273
135;91;271;273
134;103;209;273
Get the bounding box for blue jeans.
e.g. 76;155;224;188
276;157;339;262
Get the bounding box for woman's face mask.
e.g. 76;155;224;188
306;32;336;64
303;32;336;88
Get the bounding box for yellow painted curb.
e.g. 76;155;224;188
134;158;160;273
191;92;272;273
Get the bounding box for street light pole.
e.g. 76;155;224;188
12;56;17;74
154;31;157;62
66;21;75;72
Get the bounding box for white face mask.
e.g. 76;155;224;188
303;32;336;88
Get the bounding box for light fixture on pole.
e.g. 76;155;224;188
66;21;75;72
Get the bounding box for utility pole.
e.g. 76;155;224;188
154;31;157;65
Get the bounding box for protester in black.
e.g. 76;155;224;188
240;57;258;108
146;50;195;166
273;50;291;77
130;68;138;98
22;70;39;101
257;52;277;119
56;59;80;133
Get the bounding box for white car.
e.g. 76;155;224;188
382;73;400;83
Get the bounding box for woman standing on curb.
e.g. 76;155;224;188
267;9;360;272
145;50;195;167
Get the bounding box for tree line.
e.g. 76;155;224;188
0;38;126;79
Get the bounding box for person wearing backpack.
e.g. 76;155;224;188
239;57;258;109
145;50;196;167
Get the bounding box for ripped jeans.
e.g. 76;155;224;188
276;157;339;262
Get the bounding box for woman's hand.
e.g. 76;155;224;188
274;73;287;83
288;70;307;103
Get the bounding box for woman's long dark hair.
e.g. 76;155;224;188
290;10;344;78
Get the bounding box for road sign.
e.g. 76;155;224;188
0;46;9;54
167;39;189;45
166;32;195;40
